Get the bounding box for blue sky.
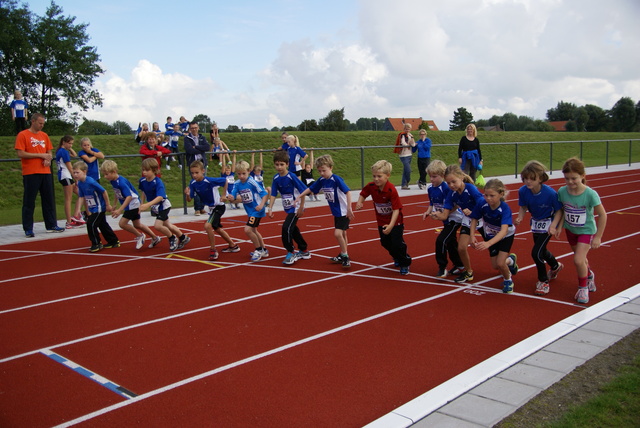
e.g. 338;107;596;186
27;0;640;130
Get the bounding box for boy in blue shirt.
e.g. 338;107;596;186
267;150;310;265
101;160;159;250
72;161;119;252
226;160;269;262
296;154;354;268
139;158;190;251
185;160;239;261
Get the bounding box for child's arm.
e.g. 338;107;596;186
549;209;564;238
80;152;97;163
293;187;311;204
230;152;236;172
422;205;433;221
469;218;479;246
255;192;268;212
92;149;105;159
74;196;85;218
431;208;450;221
267;195;277;218
474;224;510;251
259;152;264;168
346;191;354;220
184;186;192;202
297;194;306;217
591;204;607;249
112;195;130;218
355;195;366;210
139;196;163;212
514;206;527;226
250;152;255;170
103;190;113;213
381;209;400;235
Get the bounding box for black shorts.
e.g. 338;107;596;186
483;233;515;257
206;205;226;229
334;216;350;231
246;215;262;228
156;208;171;221
123;208;141;221
59;178;74;186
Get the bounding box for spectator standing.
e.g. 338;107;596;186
184;122;211;214
10;90;28;135
394;123;416;189
14;113;64;236
415;129;432;189
458;123;483;181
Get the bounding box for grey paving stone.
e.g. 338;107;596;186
544;337;604;360
497;363;566;389
522;349;586;373
438;394;516;427
563;327;624;348
600;310;640;327
469;377;541;407
413;412;484;428
582;318;638;337
619;302;640;316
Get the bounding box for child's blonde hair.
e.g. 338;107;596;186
372;160;392;175
484;178;509;201
142;157;159;173
426;159;446;176
190;160;205;170
444;164;474;184
520;160;549;183
235;160;250;172
315;155;334;169
72;160;87;171
562;157;587;184
80;137;93;147
100;159;118;174
286;135;300;147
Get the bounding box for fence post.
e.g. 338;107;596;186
514;143;518;178
630;140;632;166
360;147;365;189
549;142;553;175
606;141;609;169
181;154;188;214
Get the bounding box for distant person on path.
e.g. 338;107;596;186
394;123;415;190
415;129;432;189
10;90;28;135
458;124;483;181
14;112;64;237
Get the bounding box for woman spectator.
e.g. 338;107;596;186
394;123;416;189
458;124;483;181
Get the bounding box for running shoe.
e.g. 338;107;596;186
575;287;589;304
449;266;465;276
169;236;178;251
534;281;550;296
135;234;145;250
502;279;514;293
261;248;269;258
296;251;311;260
221;245;240;253
65;221;80;229
176;235;190;250
73;214;86;225
508;253;518;276
251;250;263;262
25;230;35;238
342;256;351;268
547;262;564;280
330;254;345;263
209;249;219;261
89;244;103;253
194;210;201;216
149;236;161;248
103;241;120;249
454;270;474;283
400;266;410;275
46;226;65;233
587;270;596;292
283;252;299;265
436;268;448;278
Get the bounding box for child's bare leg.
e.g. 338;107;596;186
133;219;158;239
204;223;216;248
334;228;348;254
165;221;183;238
119;217;139;236
63;186;73;222
154;219;172;238
493;252;510;279
572;243;590;278
244;225;261;248
216;227;235;247
458;234;472;271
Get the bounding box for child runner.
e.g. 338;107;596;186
469;179;519;293
268;150;310;265
226;160;269;262
296;154;354;268
72;161;120;252
139;158;190;251
551;157;607;304
422;160;464;277
78;137;105;183
514;160;564;295
101;160;159;250
355;160;411;275
56;135;83;228
440;164;486;283
185;160;239;261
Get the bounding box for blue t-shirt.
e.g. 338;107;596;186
78;176;107;214
518;184;562;220
444;182;485;212
309;174;351;217
10;99;28;118
270;172;308;214
165;129;181;149
78;148;102;181
221;171;235;195
287;146;306;173
230;177;268;218
55;147;72;181
471;200;515;239
428;181;462;225
139;176;171;211
109;175;140;210
415;137;432;158
189;177;227;207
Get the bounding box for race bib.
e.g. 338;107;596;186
530;217;552;233
85;196;97;209
323;188;335;203
374;202;393;216
483;223;501;237
239;189;253;204
564;206;586;227
432;203;444;213
282;194;294;210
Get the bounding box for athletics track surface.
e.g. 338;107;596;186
1;165;639;427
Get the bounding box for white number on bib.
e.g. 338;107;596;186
564;206;586;227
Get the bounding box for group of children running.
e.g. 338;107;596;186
58;130;607;305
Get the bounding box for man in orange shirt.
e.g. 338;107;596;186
14;113;64;237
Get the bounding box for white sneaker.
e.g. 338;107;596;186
166;164;171;170
135;234;145;250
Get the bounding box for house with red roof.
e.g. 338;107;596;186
383;117;439;132
548;121;568;131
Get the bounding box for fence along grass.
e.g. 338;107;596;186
1;131;639;226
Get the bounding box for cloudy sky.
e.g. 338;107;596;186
28;0;640;130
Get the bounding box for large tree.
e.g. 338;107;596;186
546;101;577;122
449;107;473;131
0;0;33;104
319;108;346;131
608;97;636;132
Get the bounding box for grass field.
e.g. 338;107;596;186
1;130;639;226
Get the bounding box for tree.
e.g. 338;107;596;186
0;0;34;103
584;104;609;132
449;107;473;131
319;108;346;131
573;106;589;132
546;101;577;121
112;120;133;135
226;125;240;133
608;97;636;132
298;119;319;131
78;119;115;135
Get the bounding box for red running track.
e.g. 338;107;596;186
1;169;639;427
